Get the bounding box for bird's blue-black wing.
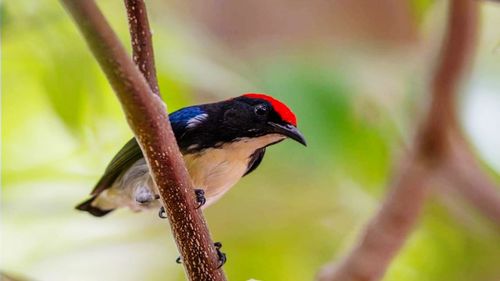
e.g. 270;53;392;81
169;106;206;136
90;107;206;195
91;138;143;195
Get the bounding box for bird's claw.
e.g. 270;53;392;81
195;189;206;209
158;206;167;219
175;242;226;268
214;242;227;268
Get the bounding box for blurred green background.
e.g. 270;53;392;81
2;1;500;280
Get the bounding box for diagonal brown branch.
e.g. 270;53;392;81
318;158;430;281
60;1;226;280
317;0;479;280
124;0;160;96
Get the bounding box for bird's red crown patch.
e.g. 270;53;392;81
243;93;297;126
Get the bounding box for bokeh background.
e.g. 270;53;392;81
2;1;500;280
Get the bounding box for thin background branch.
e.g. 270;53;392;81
441;133;500;224
60;1;227;280
317;0;485;280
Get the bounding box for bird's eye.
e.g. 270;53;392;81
254;104;268;116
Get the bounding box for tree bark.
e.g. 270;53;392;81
124;0;160;96
60;1;227;280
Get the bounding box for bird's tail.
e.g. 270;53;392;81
75;196;114;217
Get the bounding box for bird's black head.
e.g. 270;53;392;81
221;93;306;144
173;93;306;153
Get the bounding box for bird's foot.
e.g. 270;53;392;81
194;189;206;209
158;206;167;219
175;242;226;268
214;241;227;268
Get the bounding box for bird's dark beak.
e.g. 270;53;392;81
268;122;307;146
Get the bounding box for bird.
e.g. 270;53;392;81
76;93;306;217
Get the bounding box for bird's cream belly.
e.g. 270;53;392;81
94;152;246;211
184;134;285;204
184;148;250;206
94;134;284;211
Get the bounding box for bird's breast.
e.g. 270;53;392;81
183;134;284;205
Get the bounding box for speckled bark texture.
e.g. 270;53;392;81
61;1;227;280
124;0;160;96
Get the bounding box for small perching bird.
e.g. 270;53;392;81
76;93;306;217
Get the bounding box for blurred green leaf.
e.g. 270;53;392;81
411;0;435;24
260;61;392;190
